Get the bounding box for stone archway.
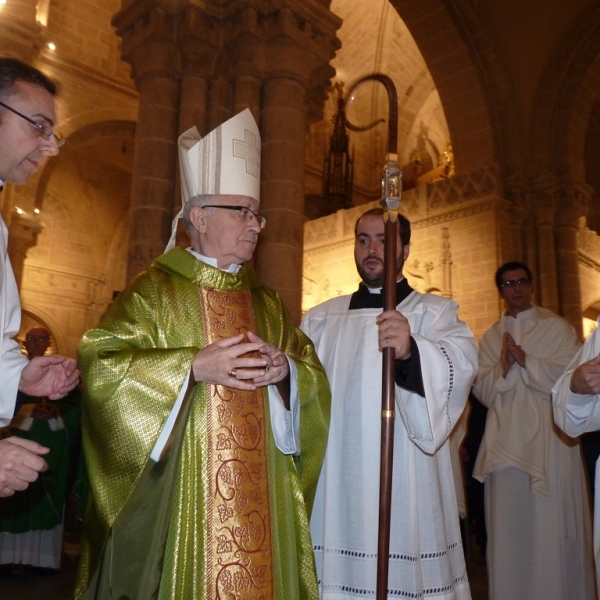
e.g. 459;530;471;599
387;0;500;175
529;5;600;182
18;119;135;357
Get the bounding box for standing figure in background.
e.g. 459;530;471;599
301;209;477;599
0;327;81;573
0;57;79;498
474;261;595;600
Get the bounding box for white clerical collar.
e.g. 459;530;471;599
187;247;241;274
366;276;404;294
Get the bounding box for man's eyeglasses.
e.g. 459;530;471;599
202;205;267;230
0;101;65;147
501;278;530;288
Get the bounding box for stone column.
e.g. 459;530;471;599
178;10;216;136
179;74;209;135
258;78;307;319
555;183;589;339
252;2;341;322
555;218;583;338
113;4;181;280
127;63;179;279
530;176;559;312
234;75;262;118
535;207;559;313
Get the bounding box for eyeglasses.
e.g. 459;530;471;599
501;278;530;288
0;101;65;147
202;205;267;230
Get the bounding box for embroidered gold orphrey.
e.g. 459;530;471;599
200;286;274;600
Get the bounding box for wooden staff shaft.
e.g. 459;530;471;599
377;213;398;600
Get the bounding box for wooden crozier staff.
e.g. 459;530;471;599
345;74;402;600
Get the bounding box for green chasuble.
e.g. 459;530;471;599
75;247;330;600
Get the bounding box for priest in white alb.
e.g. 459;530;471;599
474;261;596;600
301;208;477;600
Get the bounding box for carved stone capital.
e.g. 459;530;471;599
112;1;182;83
427;163;501;213
179;9;221;77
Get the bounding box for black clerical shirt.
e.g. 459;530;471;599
349;279;426;397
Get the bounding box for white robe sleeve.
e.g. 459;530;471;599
395;299;477;455
0;217;28;426
267;357;300;455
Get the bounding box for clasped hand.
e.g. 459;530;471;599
501;332;526;377
192;331;289;391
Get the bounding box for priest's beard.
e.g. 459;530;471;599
354;249;404;288
356;257;384;287
356;257;404;288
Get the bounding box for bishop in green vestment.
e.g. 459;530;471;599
75;110;330;600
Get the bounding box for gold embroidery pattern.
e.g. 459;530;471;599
201;287;274;600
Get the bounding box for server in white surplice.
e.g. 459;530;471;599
301;209;477;600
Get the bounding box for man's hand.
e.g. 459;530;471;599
505;333;526;368
19;355;79;399
0;437;49;497
501;332;521;376
570;353;600;395
192;334;272;391
246;331;289;387
376;309;411;360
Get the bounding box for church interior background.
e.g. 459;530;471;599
1;0;600;358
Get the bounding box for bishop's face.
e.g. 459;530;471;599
191;195;262;268
354;214;410;287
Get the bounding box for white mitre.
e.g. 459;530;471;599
165;108;261;251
